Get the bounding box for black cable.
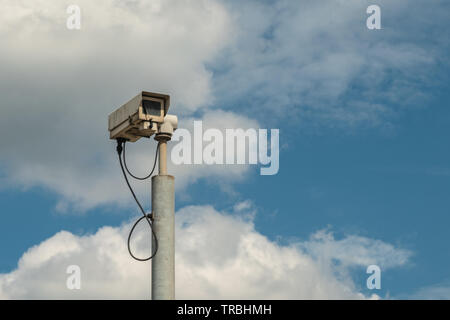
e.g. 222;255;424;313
123;141;160;180
116;139;159;261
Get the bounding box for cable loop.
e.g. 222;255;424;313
123;141;160;180
116;139;159;261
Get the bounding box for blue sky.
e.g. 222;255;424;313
0;0;449;299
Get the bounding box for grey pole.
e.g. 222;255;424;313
151;137;175;300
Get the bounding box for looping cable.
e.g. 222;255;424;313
116;138;159;261
123;142;160;180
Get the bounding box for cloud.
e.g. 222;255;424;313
212;0;446;128
0;0;254;210
301;229;411;269
168;109;261;191
5;108;260;212
0;0;448;211
0;204;411;299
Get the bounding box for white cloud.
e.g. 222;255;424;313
0;205;411;299
301;229;411;269
4;109;259;212
168;109;261;192
233;200;253;213
212;0;442;127
0;0;446;210
0;0;252;210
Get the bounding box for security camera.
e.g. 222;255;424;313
108;91;170;142
157;115;178;138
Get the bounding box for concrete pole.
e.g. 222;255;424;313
151;136;175;300
158;141;167;175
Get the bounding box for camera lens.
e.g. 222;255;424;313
142;99;162;116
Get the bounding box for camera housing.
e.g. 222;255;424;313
108;91;170;142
